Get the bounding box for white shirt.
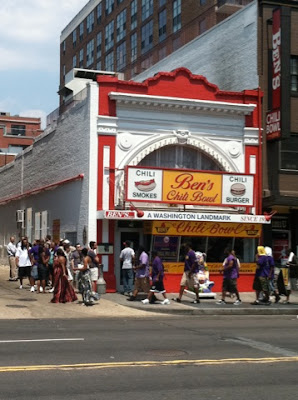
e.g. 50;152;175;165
120;247;135;269
16;247;32;267
7;242;17;257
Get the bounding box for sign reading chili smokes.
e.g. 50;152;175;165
125;166;254;207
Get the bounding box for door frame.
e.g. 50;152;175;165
114;227;144;291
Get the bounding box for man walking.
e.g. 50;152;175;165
127;246;150;301
216;248;242;305
120;240;135;296
7;236;18;281
174;243;200;304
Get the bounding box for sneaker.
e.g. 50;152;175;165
39;287;43;293
233;299;242;305
192;299;200;304
19;285;23;289
251;300;260;305
216;299;226;305
48;287;54;293
123;292;129;296
173;298;181;303
161;299;170;305
30;286;35;292
142;299;149;304
127;296;136;302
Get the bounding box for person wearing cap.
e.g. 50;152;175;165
120;240;135;296
252;246;273;305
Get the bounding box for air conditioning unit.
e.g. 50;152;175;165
16;210;25;223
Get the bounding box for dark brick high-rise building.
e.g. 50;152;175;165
59;0;252;105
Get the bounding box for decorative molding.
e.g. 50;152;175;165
115;134;239;206
97;116;118;136
118;132;133;151
109;92;256;116
174;130;190;144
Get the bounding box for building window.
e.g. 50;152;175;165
131;32;137;62
72;55;77;68
141;20;153;54
97;60;101;70
63;64;66;77
159;46;167;60
105;51;114;71
79;22;84;41
11;125;26;136
62;40;66;55
97;3;102;24
97;32;102;59
159;9;167;42
173;0;181;33
116;8;126;42
291;56;298;93
141;55;153;71
86;39;94;66
200;0;207;5
139;145;223;170
72;30;77;48
131;0;137;30
106;0;115;16
117;41;126;70
87;11;94;34
105;20;114;51
159;0;166;7
142;0;153;22
199;18;207;34
172;35;181;51
79;48;84;67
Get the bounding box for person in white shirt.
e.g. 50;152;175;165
120;240;135;296
7;236;18;281
15;237;34;290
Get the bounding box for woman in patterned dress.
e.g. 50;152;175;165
51;248;77;303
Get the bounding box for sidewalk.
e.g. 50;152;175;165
1;265;298;318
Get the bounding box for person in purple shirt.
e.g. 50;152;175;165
174;243;200;304
216;249;242;305
142;251;170;305
127;246;150;301
251;246;273;305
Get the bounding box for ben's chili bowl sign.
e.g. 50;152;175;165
150;221;262;238
126;166;254;207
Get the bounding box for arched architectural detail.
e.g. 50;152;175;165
115;133;239;206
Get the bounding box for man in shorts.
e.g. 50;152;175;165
142;251;170;305
88;241;99;293
127;246;150;301
216;249;242;305
174;243;200;304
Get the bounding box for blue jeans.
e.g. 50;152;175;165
122;268;134;293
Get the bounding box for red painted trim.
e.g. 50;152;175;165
104;220;116;292
97;136;116;211
0;174;84;206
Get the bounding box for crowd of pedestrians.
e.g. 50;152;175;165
6;235;100;306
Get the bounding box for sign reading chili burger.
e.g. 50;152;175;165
126;166;254;207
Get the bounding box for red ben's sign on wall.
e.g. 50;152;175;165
266;8;281;141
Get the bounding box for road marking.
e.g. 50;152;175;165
0;338;84;344
222;337;298;357
0;357;298;373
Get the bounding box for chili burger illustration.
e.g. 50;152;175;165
134;178;156;192
230;183;246;197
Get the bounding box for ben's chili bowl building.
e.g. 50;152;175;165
0;68;267;293
96;68;267;292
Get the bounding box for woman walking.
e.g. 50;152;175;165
51;249;77;303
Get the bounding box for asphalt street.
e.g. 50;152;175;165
1;316;298;399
